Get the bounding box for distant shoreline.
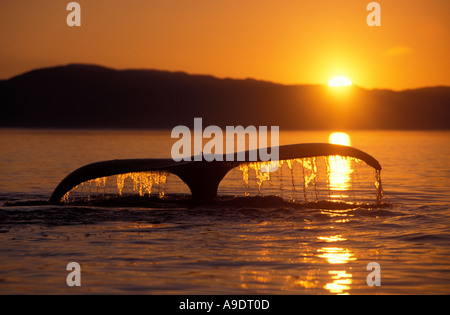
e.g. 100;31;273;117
1;64;449;130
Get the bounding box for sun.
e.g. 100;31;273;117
329;132;351;146
328;76;352;87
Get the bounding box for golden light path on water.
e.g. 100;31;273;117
321;132;355;294
328;132;353;199
317;234;355;295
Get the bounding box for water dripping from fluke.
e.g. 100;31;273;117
49;143;385;209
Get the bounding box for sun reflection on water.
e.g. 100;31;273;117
325;270;352;295
317;235;347;242
317;230;355;294
317;246;355;295
317;247;355;264
328;132;353;199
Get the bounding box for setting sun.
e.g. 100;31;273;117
328;77;352;87
329;132;351;146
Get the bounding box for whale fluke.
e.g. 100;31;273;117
50;143;381;203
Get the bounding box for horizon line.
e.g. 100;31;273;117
2;62;450;92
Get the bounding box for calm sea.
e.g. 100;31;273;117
0;129;449;294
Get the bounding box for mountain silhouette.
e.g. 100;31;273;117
0;64;449;130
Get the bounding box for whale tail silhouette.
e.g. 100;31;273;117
50;143;382;204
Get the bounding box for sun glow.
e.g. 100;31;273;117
328;77;352;87
329;132;351;146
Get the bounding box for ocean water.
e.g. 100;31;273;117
0;129;449;294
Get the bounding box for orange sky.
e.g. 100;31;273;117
0;0;449;90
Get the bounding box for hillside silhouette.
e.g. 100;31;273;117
0;64;449;130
